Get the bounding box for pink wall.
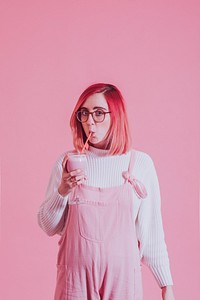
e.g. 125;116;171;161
1;0;200;299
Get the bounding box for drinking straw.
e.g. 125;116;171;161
81;131;92;153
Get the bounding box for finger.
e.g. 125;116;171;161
77;175;87;183
69;176;76;183
62;172;85;186
70;181;78;188
62;173;72;182
62;173;82;182
62;154;69;171
69;169;84;177
76;178;86;185
73;175;85;181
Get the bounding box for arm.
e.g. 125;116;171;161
37;154;86;236
37;156;69;236
135;156;175;298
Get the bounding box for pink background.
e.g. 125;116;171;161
1;0;200;299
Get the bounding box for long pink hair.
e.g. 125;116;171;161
70;83;132;155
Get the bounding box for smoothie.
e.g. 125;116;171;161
66;153;87;172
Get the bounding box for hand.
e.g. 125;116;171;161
162;286;175;300
58;154;86;197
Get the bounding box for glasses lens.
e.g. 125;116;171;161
76;110;88;122
76;109;107;123
93;110;105;122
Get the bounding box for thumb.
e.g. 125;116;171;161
62;154;69;172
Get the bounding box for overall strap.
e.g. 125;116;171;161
122;149;148;199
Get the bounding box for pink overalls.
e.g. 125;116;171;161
54;150;147;300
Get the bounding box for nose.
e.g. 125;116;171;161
86;113;95;125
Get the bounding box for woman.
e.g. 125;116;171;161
38;83;175;300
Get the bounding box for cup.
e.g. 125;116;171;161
66;153;87;173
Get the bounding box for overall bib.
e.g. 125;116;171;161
54;150;147;300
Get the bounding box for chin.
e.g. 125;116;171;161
89;141;100;147
90;137;99;144
91;141;108;150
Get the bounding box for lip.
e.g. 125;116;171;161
89;130;96;136
90;132;96;138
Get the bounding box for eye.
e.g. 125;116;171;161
81;110;89;116
94;109;104;116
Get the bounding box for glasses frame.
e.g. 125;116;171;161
76;109;111;123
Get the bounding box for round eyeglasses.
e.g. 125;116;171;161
76;109;111;123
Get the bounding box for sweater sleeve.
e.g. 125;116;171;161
37;156;69;236
135;156;173;287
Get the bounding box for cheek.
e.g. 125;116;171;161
81;124;87;134
101;118;111;135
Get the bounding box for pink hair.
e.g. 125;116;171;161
69;83;132;155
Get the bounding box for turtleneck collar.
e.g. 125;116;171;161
87;146;110;157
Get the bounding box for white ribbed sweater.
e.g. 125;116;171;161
38;146;173;287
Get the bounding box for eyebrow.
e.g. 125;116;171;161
80;106;107;111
